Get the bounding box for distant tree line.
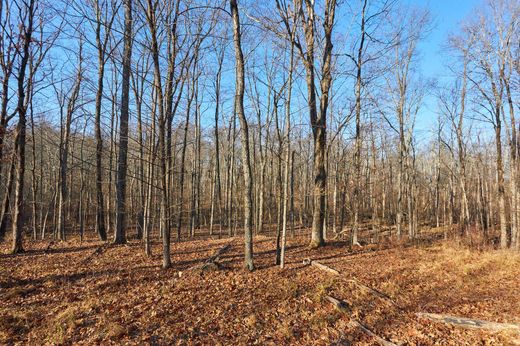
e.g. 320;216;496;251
0;0;518;269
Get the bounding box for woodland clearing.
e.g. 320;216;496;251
1;229;519;345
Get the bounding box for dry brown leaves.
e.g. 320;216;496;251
1;232;519;345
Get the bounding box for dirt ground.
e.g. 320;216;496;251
1;230;520;345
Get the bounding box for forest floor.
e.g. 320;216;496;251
1;228;520;345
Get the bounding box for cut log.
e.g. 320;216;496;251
417;312;520;332
347;320;398;346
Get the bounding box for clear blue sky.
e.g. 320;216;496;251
412;0;480;137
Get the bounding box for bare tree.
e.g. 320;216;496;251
275;0;337;247
92;0;118;242
230;0;254;270
10;0;36;253
56;41;83;241
114;0;133;244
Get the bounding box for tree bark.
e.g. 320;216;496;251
230;0;254;271
11;0;35;253
114;0;133;245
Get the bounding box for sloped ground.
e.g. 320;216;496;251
1;231;519;345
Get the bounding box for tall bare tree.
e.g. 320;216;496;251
92;0;117;241
10;0;36;253
114;0;133;244
230;0;254;270
57;41;83;241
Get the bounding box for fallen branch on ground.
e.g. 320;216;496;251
417;312;520;332
347;278;401;309
325;295;349;312
189;243;232;271
80;244;108;265
325;294;397;346
303;259;340;275
304;258;400;308
347;320;398;346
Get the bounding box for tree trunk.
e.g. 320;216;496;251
230;0;254;271
11;0;35;253
114;0;133;245
280;34;295;269
57;44;82;242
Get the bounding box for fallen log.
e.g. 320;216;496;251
347;278;401;309
304;258;399;307
189;243;232;271
347;320;398;346
206;243;231;262
303;259;340;275
325;295;349;312
417;312;520;332
325;295;397;346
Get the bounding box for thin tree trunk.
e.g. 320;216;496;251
280;34;295;269
352;0;367;246
57;44;82;242
177;68;196;242
114;0;133;244
230;0;254;271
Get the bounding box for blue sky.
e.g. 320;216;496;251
416;0;479;77
412;0;480;137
